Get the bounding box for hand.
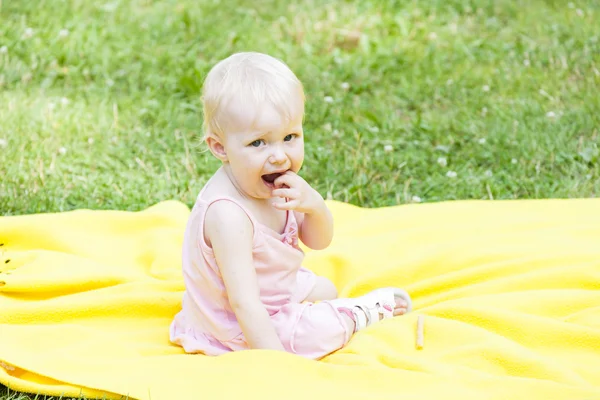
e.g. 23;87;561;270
271;171;324;214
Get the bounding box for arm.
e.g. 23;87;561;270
205;200;285;352
294;195;333;250
272;172;334;250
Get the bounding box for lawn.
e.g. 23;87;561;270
1;0;599;398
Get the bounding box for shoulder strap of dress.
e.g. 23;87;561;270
200;196;258;240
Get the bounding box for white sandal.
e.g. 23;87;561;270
331;287;412;332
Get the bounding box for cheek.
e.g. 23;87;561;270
292;147;304;170
236;149;262;164
236;151;266;175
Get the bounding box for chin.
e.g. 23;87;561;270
248;188;271;200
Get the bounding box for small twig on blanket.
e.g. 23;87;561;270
416;315;424;350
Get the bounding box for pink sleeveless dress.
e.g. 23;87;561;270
169;191;352;359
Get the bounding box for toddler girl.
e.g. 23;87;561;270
170;52;412;359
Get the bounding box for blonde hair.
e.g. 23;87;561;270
201;52;305;141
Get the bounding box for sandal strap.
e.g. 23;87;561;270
330;287;412;332
352;306;369;331
352;301;394;331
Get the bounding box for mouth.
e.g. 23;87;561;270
261;171;286;188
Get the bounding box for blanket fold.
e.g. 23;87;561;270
1;199;599;399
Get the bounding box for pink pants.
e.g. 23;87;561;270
170;269;353;359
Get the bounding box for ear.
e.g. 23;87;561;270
206;134;228;162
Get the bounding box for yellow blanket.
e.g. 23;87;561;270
1;199;599;400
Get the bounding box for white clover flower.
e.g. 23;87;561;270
523;59;531;67
323;122;332;131
511;158;518;164
332;129;341;138
48;102;56;111
23;28;34;39
324;96;333;103
482;85;490;92
428;32;437;41
58;147;67;155
0;46;7;54
0;138;7;148
60;97;69;106
58;29;69;39
576;8;584;17
384;144;394;153
340;82;350;90
437;157;447;167
106;78;115;87
546;111;556;118
481;107;488;116
88;137;94;144
485;170;493;177
478;138;487;144
446;170;457;178
412;195;422;203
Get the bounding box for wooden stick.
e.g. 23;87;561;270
416;315;424;350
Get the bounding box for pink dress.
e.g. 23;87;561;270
169;192;352;359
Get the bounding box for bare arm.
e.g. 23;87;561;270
272;172;334;250
295;197;333;250
205;200;285;352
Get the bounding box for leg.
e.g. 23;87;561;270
273;301;354;359
303;275;338;302
338;308;356;333
331;288;412;332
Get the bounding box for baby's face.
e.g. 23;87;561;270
219;97;304;200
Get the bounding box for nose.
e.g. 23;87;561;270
269;144;287;165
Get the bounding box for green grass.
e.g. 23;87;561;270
0;387;72;400
1;0;599;217
1;0;599;398
0;386;119;400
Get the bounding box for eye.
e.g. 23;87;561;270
284;134;295;142
249;139;264;147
